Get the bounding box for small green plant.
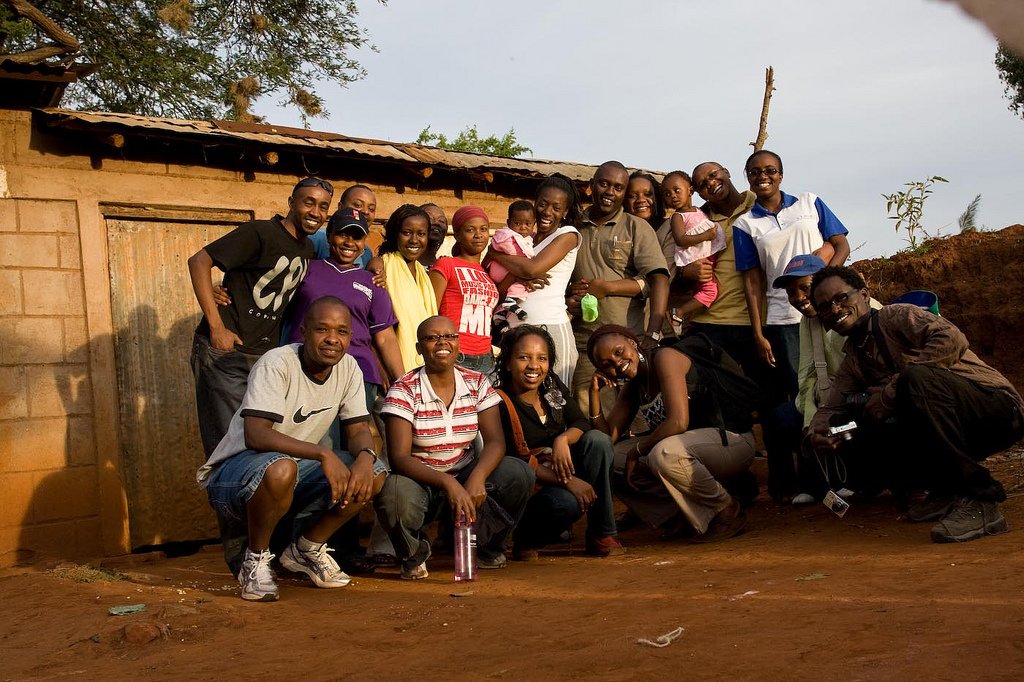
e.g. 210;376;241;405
958;194;982;233
882;175;948;250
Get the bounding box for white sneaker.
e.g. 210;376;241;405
238;549;278;602
280;541;352;588
791;493;815;506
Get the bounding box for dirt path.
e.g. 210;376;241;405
3;456;1024;681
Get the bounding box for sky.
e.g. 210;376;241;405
255;0;1024;259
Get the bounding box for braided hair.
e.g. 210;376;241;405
379;204;430;256
535;173;584;228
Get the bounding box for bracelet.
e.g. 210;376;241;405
589;412;602;421
634;442;643;457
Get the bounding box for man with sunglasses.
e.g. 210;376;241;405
807;266;1024;544
188;176;334;456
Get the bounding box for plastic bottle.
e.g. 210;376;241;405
581;293;599;323
453;512;477;582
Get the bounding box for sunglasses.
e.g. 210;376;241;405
295;177;334;195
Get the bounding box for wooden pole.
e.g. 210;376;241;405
751;66;775;151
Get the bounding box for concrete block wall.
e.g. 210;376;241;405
0;196;102;563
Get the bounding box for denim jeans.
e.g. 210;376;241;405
514;430;618;549
457;352;495;378
375;456;535;571
206;448;387;574
190;332;262;456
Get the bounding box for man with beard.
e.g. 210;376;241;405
808;266;1024;543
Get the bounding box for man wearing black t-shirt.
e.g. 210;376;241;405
188;177;335;455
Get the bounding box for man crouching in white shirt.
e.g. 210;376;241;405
196;295;386;601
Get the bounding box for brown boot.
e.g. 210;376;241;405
692;497;747;543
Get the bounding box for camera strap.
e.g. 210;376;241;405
870;310;899;374
809;321;832;406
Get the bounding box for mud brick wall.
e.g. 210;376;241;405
0;196;102;562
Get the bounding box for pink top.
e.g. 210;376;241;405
486;227;534;300
673;209;727;267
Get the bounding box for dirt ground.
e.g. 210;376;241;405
4;227;1023;681
3;451;1024;682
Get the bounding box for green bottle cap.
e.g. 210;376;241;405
581;293;599;323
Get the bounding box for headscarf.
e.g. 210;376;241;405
451;205;489;232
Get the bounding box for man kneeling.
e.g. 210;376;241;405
196;296;387;601
807;267;1024;543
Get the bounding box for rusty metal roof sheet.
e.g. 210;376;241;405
36;108;621;182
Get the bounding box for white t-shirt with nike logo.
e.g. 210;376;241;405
196;344;368;486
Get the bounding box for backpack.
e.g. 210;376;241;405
671;333;760;445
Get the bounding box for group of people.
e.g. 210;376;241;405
188;154;1024;602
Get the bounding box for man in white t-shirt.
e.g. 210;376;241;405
196;296;387;602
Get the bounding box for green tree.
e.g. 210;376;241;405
0;0;383;121
416;125;532;158
995;42;1024;119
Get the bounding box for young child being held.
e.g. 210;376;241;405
486;200;537;335
662;170;727;329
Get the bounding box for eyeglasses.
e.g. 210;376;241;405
295;177;334;195
419;333;459;343
814;288;860;314
745;167;780;178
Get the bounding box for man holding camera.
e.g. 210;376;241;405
807;266;1024;543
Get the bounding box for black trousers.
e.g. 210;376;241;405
891;364;1023;502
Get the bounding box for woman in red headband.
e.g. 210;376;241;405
429;206;501;376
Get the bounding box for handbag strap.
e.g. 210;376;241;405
495;389;531;458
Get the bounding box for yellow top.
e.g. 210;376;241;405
382;252;438;371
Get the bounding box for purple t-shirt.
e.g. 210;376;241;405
286;259;398;386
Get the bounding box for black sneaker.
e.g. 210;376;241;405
907;493;955;522
930;498;1008;543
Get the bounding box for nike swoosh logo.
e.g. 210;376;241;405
293;406;331;423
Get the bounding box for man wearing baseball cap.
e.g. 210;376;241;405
772;254;881;504
285;207;405;419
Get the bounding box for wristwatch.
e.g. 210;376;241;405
648;330;664;342
357;447;379;463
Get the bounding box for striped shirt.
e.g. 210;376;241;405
381;365;500;472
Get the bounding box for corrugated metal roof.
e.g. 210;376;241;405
37;108;615;182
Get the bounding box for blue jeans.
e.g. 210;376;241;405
514;430;617;548
206;448;387;574
764;323;800;399
375;456;535;570
457;352;495;378
190;332;262;456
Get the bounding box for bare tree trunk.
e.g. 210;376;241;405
8;0;81;51
751;66;775;151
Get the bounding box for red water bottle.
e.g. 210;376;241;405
453;512;477;582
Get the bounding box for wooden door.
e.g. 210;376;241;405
105;204;251;548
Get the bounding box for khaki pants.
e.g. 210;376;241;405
614;429;756;533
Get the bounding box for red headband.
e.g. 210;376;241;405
451;205;489;231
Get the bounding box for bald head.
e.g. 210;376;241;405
304;296;350;327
